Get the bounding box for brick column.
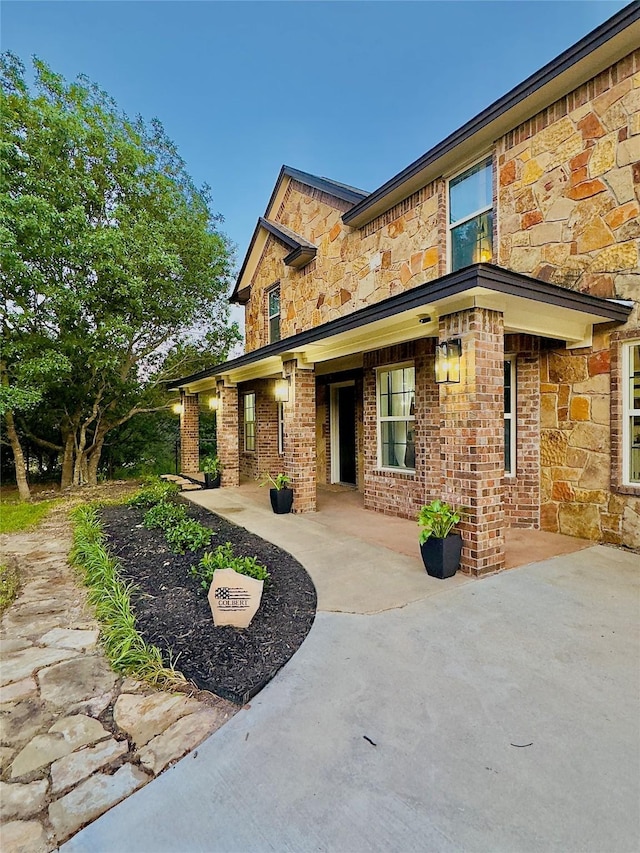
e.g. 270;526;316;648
218;384;239;487
283;360;316;513
180;392;199;474
440;308;505;575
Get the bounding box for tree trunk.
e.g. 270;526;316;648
4;410;31;501
61;432;75;489
86;435;105;485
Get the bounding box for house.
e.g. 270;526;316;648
170;5;640;574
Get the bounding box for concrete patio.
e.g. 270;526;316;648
63;540;640;852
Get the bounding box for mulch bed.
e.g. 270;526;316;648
100;501;317;704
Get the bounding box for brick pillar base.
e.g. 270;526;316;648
283;361;316;513
180;393;199;474
440;308;505;575
218;384;239;487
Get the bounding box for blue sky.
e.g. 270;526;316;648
3;0;629;291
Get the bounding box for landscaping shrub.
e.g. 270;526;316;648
165;517;213;554
70;504;185;687
190;542;269;590
128;478;179;509
143;500;187;530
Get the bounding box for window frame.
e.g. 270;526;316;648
267;283;281;344
622;340;640;487
446;156;494;274
244;392;256;453
375;361;416;474
504;355;516;477
277;401;285;456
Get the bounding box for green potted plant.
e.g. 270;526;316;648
417;499;463;579
260;472;293;514
201;455;222;489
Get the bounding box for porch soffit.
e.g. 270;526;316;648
171;264;632;393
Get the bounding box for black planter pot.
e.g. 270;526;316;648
419;533;462;579
270;487;293;514
204;473;221;489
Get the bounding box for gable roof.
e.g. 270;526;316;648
343;2;640;227
230;166;368;304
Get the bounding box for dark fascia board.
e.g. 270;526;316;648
283;245;317;269
229;217;318;304
264;165;368;216
169;264;631;389
343;2;640;227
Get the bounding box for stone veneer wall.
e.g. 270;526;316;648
497;51;639;318
179;393;199;474
540;328;640;549
245;181;442;352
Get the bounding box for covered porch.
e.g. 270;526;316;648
169;263;630;577
186;481;593;613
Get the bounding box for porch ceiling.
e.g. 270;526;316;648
171;264;631;393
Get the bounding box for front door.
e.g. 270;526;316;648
331;383;356;485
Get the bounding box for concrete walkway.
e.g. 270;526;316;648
64;543;640;853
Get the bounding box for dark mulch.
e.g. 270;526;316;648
100;501;317;704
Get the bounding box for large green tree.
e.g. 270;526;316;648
1;54;239;498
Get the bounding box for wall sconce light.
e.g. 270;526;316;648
274;377;290;403
435;339;461;384
208;394;219;411
172;402;184;415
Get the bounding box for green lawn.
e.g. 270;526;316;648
0;499;59;534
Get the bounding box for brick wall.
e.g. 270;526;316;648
237;380;282;482
504;335;541;528
283;361;316;512
363;341;435;519
440;309;505;575
179;393;199;474
218;384;239;487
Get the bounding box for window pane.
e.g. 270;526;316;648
268;289;280;317
449;160;492;224
631;416;640;483
451;210;493;271
504;420;512;474
504;361;512;413
632;344;640;410
381;421;414;470
269;315;280;343
380;366;414;417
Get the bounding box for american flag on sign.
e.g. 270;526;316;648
215;587;231;600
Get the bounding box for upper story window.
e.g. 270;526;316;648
377;364;415;472
244;392;256;452
268;285;281;343
448;158;493;272
504;357;516;476
623;341;640;486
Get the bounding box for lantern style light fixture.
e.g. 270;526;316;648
274;376;290;403
172;402;184;415
435;339;461;384
208;394;219;411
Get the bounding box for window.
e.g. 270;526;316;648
623;341;640;485
277;401;284;455
244;392;256;452
504;357;516;476
377;364;415;471
448;158;493;272
268;286;280;343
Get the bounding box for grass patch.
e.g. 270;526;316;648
70;503;186;688
0;499;59;534
0;562;20;614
